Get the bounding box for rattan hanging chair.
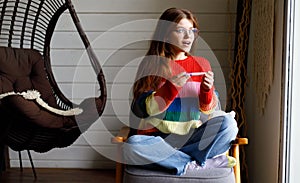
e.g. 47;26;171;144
0;0;107;154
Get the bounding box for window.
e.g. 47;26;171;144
282;0;300;182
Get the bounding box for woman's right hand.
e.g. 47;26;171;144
201;71;214;91
170;72;190;87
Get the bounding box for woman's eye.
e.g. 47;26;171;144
191;28;199;34
175;28;185;33
174;28;199;35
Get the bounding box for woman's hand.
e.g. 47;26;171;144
170;72;190;87
201;71;214;91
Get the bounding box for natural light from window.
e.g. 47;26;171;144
283;0;300;182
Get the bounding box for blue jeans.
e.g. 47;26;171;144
122;115;238;175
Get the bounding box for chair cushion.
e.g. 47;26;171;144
1;95;75;128
0;47;74;129
0;46;57;106
123;165;235;183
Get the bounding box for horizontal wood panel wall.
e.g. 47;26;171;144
9;0;237;169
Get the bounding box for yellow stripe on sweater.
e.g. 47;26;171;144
145;92;166;116
139;118;203;135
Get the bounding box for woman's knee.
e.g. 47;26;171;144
221;115;238;138
126;135;164;145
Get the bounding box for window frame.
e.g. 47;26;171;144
281;0;300;182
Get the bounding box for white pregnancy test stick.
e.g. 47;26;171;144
187;72;206;76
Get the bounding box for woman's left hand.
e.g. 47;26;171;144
170;72;190;87
201;71;214;91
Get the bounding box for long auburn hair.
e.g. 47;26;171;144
132;8;199;99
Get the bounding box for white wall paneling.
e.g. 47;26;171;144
10;0;237;169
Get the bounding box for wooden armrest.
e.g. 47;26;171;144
111;126;130;144
232;138;248;145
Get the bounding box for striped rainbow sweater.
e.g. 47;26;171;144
132;56;218;135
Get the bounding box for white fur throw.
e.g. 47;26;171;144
0;90;83;116
208;110;236;120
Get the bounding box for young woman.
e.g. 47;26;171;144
123;7;238;175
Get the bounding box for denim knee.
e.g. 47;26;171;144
220;115;238;141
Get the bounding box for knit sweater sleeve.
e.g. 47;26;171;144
195;57;218;114
131;80;179;117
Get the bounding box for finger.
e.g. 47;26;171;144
171;72;187;80
202;82;213;90
202;78;214;90
204;71;213;78
177;72;188;78
170;73;190;87
207;71;214;76
203;76;214;84
204;72;214;83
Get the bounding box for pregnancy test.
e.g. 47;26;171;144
187;72;206;76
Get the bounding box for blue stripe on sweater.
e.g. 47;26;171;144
162;97;201;122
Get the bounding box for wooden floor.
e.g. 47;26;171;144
0;168;115;183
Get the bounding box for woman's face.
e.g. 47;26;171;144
167;18;198;55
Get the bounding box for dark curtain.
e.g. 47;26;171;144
227;0;252;182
